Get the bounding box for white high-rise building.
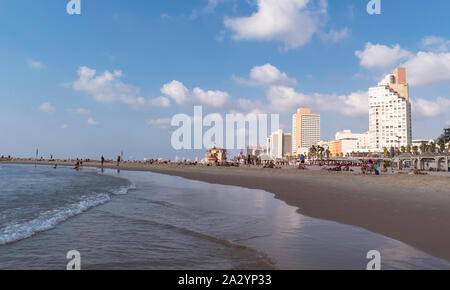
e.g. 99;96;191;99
335;130;370;149
368;68;412;151
267;129;292;159
292;108;321;155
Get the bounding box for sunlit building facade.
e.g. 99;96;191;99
368;68;412;151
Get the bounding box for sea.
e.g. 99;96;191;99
0;163;449;270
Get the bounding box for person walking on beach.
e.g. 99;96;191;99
117;155;121;167
374;162;379;175
101;155;105;168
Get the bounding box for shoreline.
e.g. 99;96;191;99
2;160;450;263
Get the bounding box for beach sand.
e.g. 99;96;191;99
2;159;450;263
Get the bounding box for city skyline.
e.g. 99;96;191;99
1;1;449;160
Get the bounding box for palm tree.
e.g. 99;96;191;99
383;147;389;158
406;144;411;153
325;149;330;159
309;145;316;160
437;138;445;153
419;142;427;154
317;146;322;159
400;146;406;153
412;146;419;155
429;142;436;154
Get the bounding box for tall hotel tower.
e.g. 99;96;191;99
292;108;321;155
368;68;412;151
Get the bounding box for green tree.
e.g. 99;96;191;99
419;142;427;154
383;147;389;158
429;142;436;153
437;138;445;153
309;145;316;160
317;146;324;159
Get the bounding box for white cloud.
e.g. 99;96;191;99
87;118;99;126
265;85;368;116
161;80;190;104
316;91;368;117
421;36;450;52
402;52;450;86
229;98;268;115
160;13;170;20
28;60;44;69
192;87;230;108
355;43;412;69
161;80;230;108
319;27;350;43
39;102;55;113
355;41;450;86
146;118;172;129
412;97;450;119
73;67;143;104
72;66;169;108
267;85;311;111
60;124;69;129
224;0;327;50
205;0;220;13
68;108;91;115
149;96;171;107
233;64;297;86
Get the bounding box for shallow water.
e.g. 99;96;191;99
0;164;448;270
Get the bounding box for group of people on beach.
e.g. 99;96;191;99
74;159;83;170
361;160;379;175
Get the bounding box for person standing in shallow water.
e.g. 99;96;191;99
101;155;105;168
117;155;121;167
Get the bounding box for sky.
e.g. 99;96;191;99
0;0;449;160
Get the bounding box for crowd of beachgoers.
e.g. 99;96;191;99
3;155;449;177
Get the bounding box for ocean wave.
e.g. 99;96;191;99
0;184;135;246
112;183;136;195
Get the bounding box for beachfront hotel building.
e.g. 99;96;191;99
368;68;412;151
328;130;371;157
292;108;321;155
445;127;450;143
335;130;370;149
267;129;292;159
206;148;227;165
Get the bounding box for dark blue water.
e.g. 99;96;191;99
0;164;449;270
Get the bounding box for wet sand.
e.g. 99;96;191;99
3;160;450;263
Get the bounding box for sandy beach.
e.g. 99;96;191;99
2;159;450;263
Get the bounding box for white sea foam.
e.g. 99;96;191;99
0;184;135;245
113;183;136;195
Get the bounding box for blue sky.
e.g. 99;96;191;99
0;0;449;160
